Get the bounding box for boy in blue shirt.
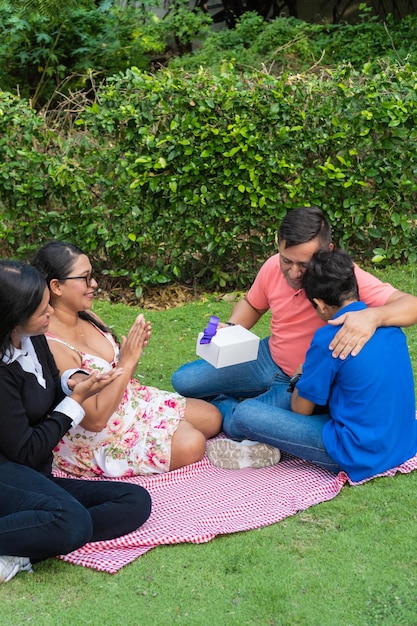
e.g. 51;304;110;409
290;249;417;480
208;249;417;479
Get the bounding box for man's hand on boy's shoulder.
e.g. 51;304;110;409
327;307;379;360
328;289;417;360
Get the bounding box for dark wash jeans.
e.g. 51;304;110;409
0;461;151;561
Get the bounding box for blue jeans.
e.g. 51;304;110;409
0;462;151;561
172;337;341;473
172;336;293;435
228;398;341;473
172;337;282;401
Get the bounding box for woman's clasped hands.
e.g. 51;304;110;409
118;314;152;377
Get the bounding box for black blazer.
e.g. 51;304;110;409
0;335;73;475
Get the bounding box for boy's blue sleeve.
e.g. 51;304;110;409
296;333;339;406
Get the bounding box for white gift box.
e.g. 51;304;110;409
196;324;260;368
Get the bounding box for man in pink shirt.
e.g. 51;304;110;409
171;207;417;469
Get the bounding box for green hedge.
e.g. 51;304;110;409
168;12;417;75
1;60;417;293
0;2;167;109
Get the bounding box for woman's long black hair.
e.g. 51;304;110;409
31;241;115;339
0;260;46;360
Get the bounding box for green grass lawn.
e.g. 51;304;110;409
2;266;417;626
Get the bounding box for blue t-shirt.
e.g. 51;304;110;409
296;302;417;481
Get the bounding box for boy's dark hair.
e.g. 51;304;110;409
302;249;359;308
277;206;332;249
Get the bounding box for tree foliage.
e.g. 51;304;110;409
0;0;211;108
1;56;417;292
169;7;417;73
1;8;417;292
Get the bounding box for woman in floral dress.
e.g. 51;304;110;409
32;242;222;478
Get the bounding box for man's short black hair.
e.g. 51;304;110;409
278;206;332;249
302;249;359;308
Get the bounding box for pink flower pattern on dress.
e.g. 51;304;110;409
47;327;186;478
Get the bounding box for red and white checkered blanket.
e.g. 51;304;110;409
55;450;417;574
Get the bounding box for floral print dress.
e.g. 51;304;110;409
47;327;185;478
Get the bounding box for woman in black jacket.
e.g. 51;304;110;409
0;261;151;583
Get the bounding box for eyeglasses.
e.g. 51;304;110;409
61;274;94;287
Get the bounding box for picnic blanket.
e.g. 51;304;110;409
55;449;417;574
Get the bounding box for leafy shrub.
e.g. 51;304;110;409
153;0;213;54
168;12;316;72
0;1;165;108
2;58;417;292
83;63;417;282
0;91;54;249
170;9;417;74
2;11;417;293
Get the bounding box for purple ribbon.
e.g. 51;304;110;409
200;315;219;344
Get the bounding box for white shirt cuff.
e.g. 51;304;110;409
55;396;85;428
61;368;89;396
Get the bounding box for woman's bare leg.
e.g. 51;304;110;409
169;420;206;471
183;399;222;438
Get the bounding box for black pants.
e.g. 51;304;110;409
0;462;151;561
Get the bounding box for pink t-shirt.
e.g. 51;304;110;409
247;254;397;376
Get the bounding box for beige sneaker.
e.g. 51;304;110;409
207;439;281;470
